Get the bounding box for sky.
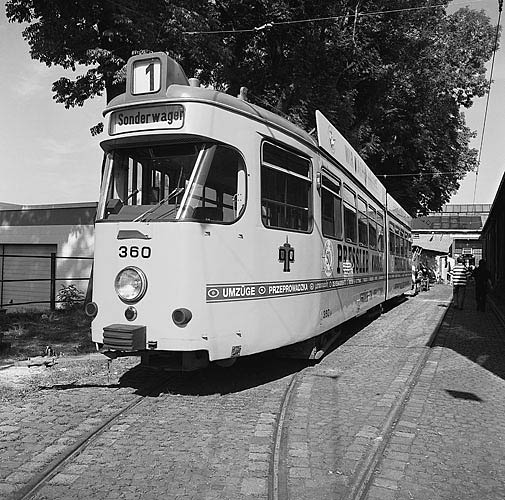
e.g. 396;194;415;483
0;0;504;207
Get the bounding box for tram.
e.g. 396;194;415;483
86;52;412;370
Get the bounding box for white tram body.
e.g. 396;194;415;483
88;52;412;370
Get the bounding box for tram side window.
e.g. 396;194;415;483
321;176;343;239
389;227;395;253
369;206;377;250
343;185;357;244
377;212;385;252
358;197;368;247
261;143;312;232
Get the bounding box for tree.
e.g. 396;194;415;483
6;0;498;214
345;2;496;213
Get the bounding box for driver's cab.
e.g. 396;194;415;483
97;140;247;224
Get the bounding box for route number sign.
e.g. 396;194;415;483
132;58;161;95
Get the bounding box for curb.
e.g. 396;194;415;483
347;288;452;500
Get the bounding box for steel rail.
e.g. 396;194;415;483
268;371;303;500
345;301;451;500
10;373;175;500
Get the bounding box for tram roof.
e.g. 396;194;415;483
105;83;410;217
105;84;318;148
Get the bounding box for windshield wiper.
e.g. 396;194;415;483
133;186;185;222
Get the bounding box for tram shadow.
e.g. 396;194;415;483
118;354;311;397
118;296;415;396
120;302;410;397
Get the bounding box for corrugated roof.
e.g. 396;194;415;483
413;233;452;253
0;203;97;226
412;215;485;231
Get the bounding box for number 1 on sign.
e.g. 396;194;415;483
145;63;155;92
132;59;161;95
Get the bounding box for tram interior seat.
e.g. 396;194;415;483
192;206;223;221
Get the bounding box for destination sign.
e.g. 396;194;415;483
109;105;185;135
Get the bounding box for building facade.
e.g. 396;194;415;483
412;204;490;281
0;202;96;311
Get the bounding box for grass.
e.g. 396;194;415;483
0;306;95;361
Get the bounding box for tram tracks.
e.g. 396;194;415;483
10;371;177;500
267;297;451;500
345;341;439;500
4;292;456;500
269;371;303;500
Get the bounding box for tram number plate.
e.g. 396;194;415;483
118;246;152;258
321;308;332;319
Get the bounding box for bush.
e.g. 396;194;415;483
56;284;85;310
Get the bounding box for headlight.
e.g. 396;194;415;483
114;267;147;303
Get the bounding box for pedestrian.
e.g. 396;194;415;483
472;259;493;312
452;256;470;310
411;264;418;295
415;267;422;293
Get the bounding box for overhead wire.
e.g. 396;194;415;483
184;3;450;35
472;0;503;204
99;0;492;36
377;172;463;178
182;0;490;36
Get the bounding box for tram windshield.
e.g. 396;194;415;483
98;142;246;223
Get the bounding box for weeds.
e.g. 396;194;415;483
0;357;139;403
56;284;85;310
0;307;94;360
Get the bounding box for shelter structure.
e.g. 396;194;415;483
412;204;490;282
0;202;96;311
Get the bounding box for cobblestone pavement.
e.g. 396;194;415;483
0;284;504;500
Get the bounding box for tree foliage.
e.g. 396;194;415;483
6;0;498;214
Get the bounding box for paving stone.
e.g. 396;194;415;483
2;286;505;500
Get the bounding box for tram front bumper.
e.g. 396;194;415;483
102;324;147;351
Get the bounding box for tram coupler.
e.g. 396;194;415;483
101;349;141;360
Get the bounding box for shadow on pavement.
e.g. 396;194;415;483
445;389;483;402
117;301;415;397
117;302;415;397
39;382;121;390
37;291;453;397
432;286;505;382
117;355;310;397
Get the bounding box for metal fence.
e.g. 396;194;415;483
0;253;93;310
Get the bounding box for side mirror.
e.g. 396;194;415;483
106;199;123;215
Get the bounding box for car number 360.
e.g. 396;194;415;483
118;246;152;258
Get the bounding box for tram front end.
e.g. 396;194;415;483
85;52;252;370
